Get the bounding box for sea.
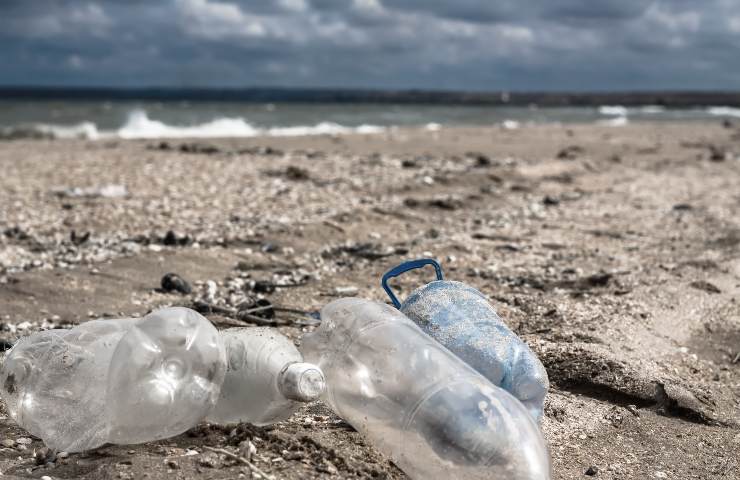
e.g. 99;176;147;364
1;98;739;140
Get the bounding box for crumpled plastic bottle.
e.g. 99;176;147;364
382;259;550;422
207;327;325;425
0;307;226;452
301;297;551;480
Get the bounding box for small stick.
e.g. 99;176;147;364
322;219;346;233
203;446;274;480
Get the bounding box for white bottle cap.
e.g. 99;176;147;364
279;362;326;402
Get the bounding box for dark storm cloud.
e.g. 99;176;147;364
0;0;738;90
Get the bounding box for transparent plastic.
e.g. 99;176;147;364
301;298;551;480
106;307;227;444
207;327;325;426
401;281;549;422
0;307;226;452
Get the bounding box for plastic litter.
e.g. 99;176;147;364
0;307;225;452
207;327;325;425
0;308;325;452
301;297;551;480
382;258;550;422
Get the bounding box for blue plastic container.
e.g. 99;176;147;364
382;258;549;422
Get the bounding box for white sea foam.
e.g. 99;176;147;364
639;105;666;114
116;110;259;139
598;105;629;116
0;122;100;140
707;106;740;118
424;122;441;131
597;116;629;127
501;120;520;130
45;122;100;139
268;122;384;136
113;110;383;139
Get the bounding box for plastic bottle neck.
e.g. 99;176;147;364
278;362;326;402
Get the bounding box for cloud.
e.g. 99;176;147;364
0;0;738;90
176;0;267;39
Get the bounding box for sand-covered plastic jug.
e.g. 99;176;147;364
0;307;226;452
382;259;549;422
301;297;551;480
207;327;325;425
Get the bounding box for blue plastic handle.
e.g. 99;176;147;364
382;258;444;308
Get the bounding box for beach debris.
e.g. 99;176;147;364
178;142;220;154
708;145;732;162
1;308;325;454
689;280;721;294
0;308;226;452
543;195;560;206
321;241;404;261
585;465;599;476
265;165;310;181
191;299;319;328
301;298;550;479
237;297;275;319
556;145;585;160
162;230;192;246
161;272;192;294
148;141;220;154
331;286;359;296
401;158;419;168
207;327;325;425
381;258;549;422
70;230;91;245
467;151;492;167
52;184;128;199
285;165;310;181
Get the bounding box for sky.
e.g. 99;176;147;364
0;0;739;91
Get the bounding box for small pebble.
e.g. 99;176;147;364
585;465;599;476
161;273;192;294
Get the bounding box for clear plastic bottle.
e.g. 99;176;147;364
382;259;550;422
0;307;226;452
301;298;551;480
106;307;227;445
207;327;325;425
0;319;136;452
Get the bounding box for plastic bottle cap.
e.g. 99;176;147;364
279;362;326;402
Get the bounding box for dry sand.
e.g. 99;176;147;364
0;122;739;479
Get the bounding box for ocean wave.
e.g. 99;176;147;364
639;105;666;114
0;122;99;140
267;122;384;136
115;110;384;139
597;116;629;127
116;110;259;139
1;110;386;140
707;106;740;118
599;105;629;116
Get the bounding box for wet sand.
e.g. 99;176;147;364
1;122;739;479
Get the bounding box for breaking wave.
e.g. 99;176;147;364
0;122;99;140
598;105;628;116
597;116;629;127
707;106;740;118
1;110;385;140
115;110;384;139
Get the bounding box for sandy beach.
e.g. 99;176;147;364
1;122;739;479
